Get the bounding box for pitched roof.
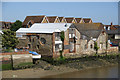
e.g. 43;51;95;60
83;18;92;23
47;16;58;23
80;30;102;38
70;23;104;30
75;18;82;23
22;15;45;26
70;23;104;38
16;23;72;34
65;17;75;23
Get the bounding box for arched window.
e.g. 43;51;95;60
90;44;93;49
40;38;46;44
27;20;33;27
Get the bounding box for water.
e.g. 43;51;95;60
45;65;118;78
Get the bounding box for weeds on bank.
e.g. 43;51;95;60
41;53;120;66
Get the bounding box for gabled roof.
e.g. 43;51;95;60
83;18;92;23
58;17;64;22
47;16;58;23
65;17;75;23
22;15;45;26
75;18;82;23
70;23;104;38
16;23;72;34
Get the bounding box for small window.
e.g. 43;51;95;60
37;45;39;49
28;22;32;27
90;44;93;49
55;44;59;51
55;43;62;52
40;38;46;44
28;44;31;48
37;36;39;39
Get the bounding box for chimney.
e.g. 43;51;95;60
111;22;113;26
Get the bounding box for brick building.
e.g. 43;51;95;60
16;23;72;58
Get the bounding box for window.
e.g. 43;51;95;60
37;36;39;39
40;38;46;44
69;33;75;38
55;44;59;51
115;34;120;39
90;44;93;49
55;43;62;52
55;32;61;41
37;45;39;49
28;44;31;48
55;32;60;37
28;22;32;27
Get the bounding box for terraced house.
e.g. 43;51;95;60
22;15;93;28
58;17;67;23
22;15;48;28
83;18;92;23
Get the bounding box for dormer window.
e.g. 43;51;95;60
28;22;32;27
27;20;33;27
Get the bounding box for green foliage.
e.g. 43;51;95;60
59;50;63;59
2;29;19;50
94;42;99;54
60;31;65;42
3;48;14;53
2;63;12;70
10;20;22;31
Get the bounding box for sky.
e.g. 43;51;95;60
2;2;119;25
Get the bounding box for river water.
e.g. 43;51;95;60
45;65;118;78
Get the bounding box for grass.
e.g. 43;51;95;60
2;63;12;70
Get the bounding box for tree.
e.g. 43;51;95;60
2;29;19;50
10;20;22;31
94;42;99;54
60;31;65;59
